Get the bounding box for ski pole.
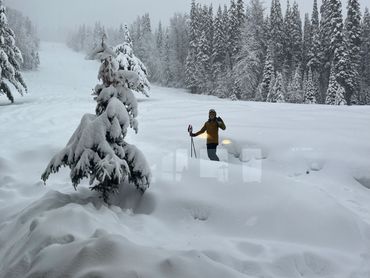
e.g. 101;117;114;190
190;137;193;157
191;137;197;158
188;124;196;158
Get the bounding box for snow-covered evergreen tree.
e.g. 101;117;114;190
130;14;164;86
282;1;302;82
93;22;106;49
307;0;321;74
7;8;40;71
114;25;150;97
286;66;304;103
162;28;172;86
359;8;370;104
291;2;302;69
193;5;213;94
332;31;355;104
167;13;189;87
227;0;245;68
155;21;164;53
232;22;262;100
269;0;285;72
304;68;317;104
0;1;27;103
86;33;115;61
212;5;227;84
283;0;293;72
345;0;362;67
155;22;165;84
260;45;274;101
328;0;344;54
254;83;264;101
311;0;319;28
318;0;355;104
267;71;285;102
196;30;211;94
222;4;231;70
318;0;335;97
344;0;362;102
244;0;267;95
326;65;346;105
245;0;267;66
42;46;151;203
302;13;312;73
185;0;201;93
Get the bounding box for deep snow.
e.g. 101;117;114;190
1;42;370;278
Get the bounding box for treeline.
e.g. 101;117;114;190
186;0;370;105
7;7;40;71
66;0;370;105
66;13;188;88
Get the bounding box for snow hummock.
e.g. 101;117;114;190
1;42;370;278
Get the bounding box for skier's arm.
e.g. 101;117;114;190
192;124;207;137
217;117;226;130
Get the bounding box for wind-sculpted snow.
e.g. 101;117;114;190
1;43;370;278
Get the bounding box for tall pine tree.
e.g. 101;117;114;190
344;0;362;103
318;0;333;98
359;8;370;104
227;0;245;69
326;65;346;105
291;2;302;70
267;71;285;103
185;0;201;93
308;0;321;74
212;6;227;86
269;0;284;72
0;0;27;103
304;68;318;104
260;44;274;101
302;13;312;74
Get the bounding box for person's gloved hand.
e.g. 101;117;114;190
216;117;223;125
190;132;196;137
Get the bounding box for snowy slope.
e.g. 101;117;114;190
1;42;370;278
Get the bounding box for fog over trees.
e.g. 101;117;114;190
65;0;369;105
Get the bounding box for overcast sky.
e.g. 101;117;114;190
4;0;369;41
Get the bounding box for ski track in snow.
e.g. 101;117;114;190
1;42;370;277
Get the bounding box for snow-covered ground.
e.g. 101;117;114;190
1;42;370;278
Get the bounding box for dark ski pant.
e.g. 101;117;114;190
207;143;219;161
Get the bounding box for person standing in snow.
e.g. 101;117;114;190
190;109;226;161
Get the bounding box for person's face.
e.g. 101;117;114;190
209;113;216;120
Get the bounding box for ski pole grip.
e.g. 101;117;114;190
188;124;193;134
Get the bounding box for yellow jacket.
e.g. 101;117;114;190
194;118;226;145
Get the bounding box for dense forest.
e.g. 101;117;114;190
7;7;40;71
66;0;370;105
